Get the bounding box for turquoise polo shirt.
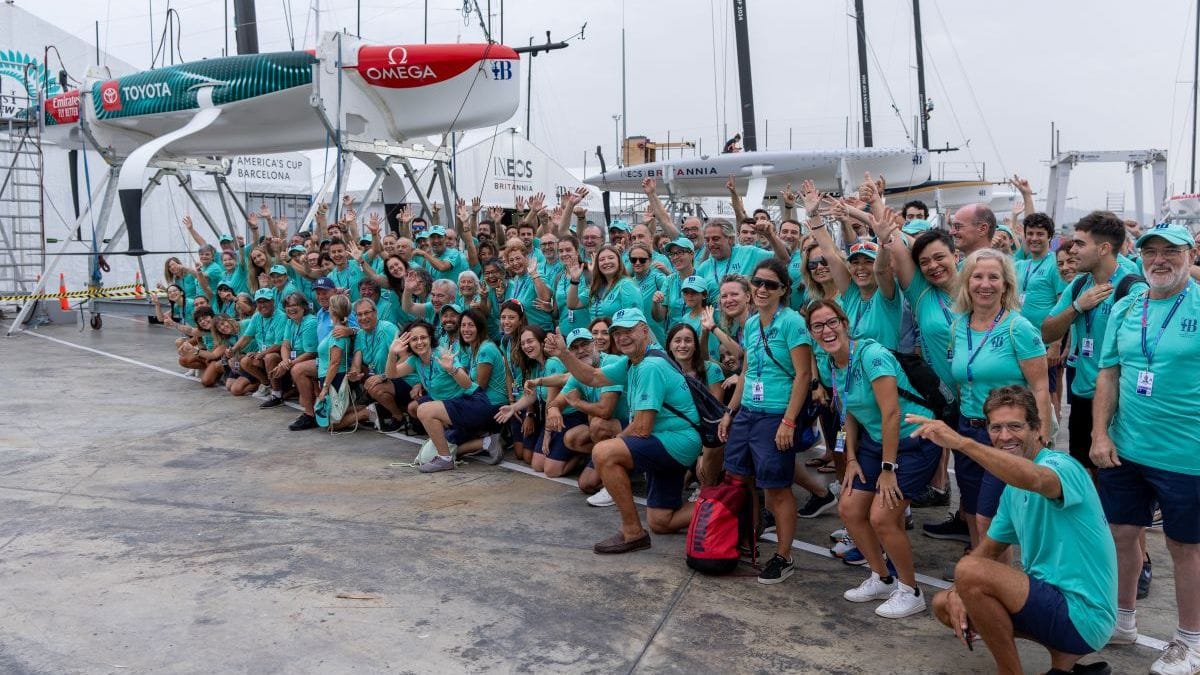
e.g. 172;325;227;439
406;353;475;400
280;314;319;357
317;333;351;375
357;320;399;375
602;353;700;466
988;449;1117;651
948;311;1046;420
505;273;555;331
1099;281;1200;475
630;270;668;343
1018;254;1068;335
458;341;507;406
740;307;812;413
243;309;289;348
1051;267;1146;398
817;339;933;440
695;244;773;288
554;274;592;335
326;262;364;300
662;272;718;329
590;277;641;322
840;285;904;351
900;273;961;388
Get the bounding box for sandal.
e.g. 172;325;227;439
805;457;830;468
817;461;837;473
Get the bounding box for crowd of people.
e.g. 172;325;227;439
151;174;1200;675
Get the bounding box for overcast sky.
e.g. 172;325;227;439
16;0;1200;219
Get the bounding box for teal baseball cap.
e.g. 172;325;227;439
607;219;632;233
439;302;465;315
253;288;275;301
287;244;306;255
664;237;695;253
847;241;879;261
610;307;648;329
901;218;933;236
269;264;289;275
358;232;373;243
996;224;1017;241
681;275;707;293
1136;222;1196;249
218;234;234;243
566;328;594;346
428;225;447;237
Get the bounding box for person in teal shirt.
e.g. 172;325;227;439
1015;214;1067;331
229;288;289;397
587;245;641;322
412;226;468;281
912;385;1116;673
445;310;509;465
502;242;555;331
948;249;1052;546
695;218;787;287
546;308;700;555
326;239;364;301
812;214;904;350
1093;223;1200;673
218;250;249;296
718;259;832;583
351;299;399;379
261;292;319;408
882;227;961;394
657;238;718;335
1043;212;1148;474
808;299;942;618
312;294;367;429
553;235;592;336
266;265;299;314
627;243;668;343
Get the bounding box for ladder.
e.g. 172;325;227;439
0;103;45;307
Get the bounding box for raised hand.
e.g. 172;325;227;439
182;215;194;230
858;172;878;202
390;333;411;357
342;194;353;208
551;205;565;222
436;347;456;372
527;258;539;277
543;330;566;356
725;175;737;194
514;195;527;212
399;204;414;225
487;205;505;223
567;260;583;283
641;177;657;196
366;212;381;235
572;186;589;203
528;192;545;212
316;201;329;216
246;210;259;229
700;306;717;331
780;183;797;208
471;196;482;214
573;205;587;218
1009;174;1032;196
800;179;821;212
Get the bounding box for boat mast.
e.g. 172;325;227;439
854;0;873;147
1192;0;1199;191
913;0;929;151
731;0;758;151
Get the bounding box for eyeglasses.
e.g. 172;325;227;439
987;421;1028;435
806;258;829;271
749;277;783;291
629;257;649;264
1140;246;1188;260
809;318;843;333
667;248;690;257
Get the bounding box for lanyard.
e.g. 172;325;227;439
417;355;435;391
755;312;775;380
934;290;953;324
852;291;874;331
1140;288;1188;368
830;340;858;427
965;308;1006;382
711;255;732;286
510;275;528;300
1022;255;1048;290
462;345;476;375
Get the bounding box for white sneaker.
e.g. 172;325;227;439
843;572;895;602
830;535;855;558
587;487;615;507
366;403;381;431
1150;640;1200;675
1109;624;1139;645
254;384;270;397
480;433;504;465
875;583;926;619
829;526;847;542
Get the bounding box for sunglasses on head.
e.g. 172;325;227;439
629;257;649;264
806;258;828;270
749;276;783;291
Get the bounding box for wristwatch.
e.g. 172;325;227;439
881;461;898;472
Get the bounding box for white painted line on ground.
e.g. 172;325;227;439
21;328;1176;653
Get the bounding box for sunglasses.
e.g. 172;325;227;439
629;257;649;264
806;258;829;270
749;277;783;291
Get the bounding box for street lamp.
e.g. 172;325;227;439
613;114;622;168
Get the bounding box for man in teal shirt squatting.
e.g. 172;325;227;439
910;385;1116;675
545;308;701;555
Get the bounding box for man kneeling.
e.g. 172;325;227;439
909;385;1115;675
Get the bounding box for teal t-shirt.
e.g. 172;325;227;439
948;311;1046;419
505;273;555;330
840;285;904;351
598;352;631;421
406;353;473;400
357;320;399;375
203;261;224;294
590;277;642;321
704;360;725;387
317;333;351;375
375;291;402;327
602;353;700;465
786;249;808;312
237;317;259;352
677;311;721;362
695;244;773;288
538;357;567;402
458;340;507;406
244;309;289;348
219;268;248;295
740;307;812;413
418;248;467;281
1099;282;1200;475
988;449;1117;651
1017;253;1068;332
1052;267;1146;398
554;274;592;335
901;273;960;388
817;339;933;439
280;314;319;357
630;270;668;343
326;262;364;301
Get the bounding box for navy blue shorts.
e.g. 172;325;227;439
545;411;588;462
1010;575;1094;656
508;413;544;453
391;378;414;407
723;408;801;489
1099;457;1200;544
442;388;500;445
1047;363;1060;394
626;435;688;510
853;430;942;498
953;418;992;515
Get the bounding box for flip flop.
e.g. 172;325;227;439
817;462;837;473
593;531;652;555
805;457;830;468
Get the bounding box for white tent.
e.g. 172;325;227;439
451;128;599;212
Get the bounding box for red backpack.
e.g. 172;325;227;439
686;475;753;575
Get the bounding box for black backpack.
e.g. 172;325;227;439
1068;272;1147;306
890;349;959;423
647;349;726;447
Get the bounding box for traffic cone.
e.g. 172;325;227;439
134;272;144;298
59;273;69;310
